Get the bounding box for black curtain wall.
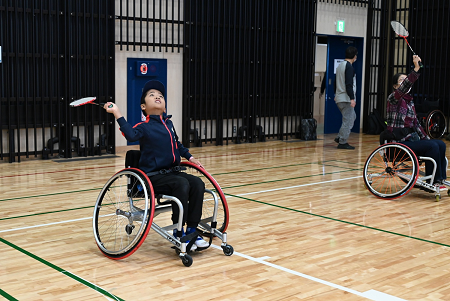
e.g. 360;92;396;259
183;0;317;146
0;0;115;162
364;0;450;134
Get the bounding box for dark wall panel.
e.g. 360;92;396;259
183;0;317;146
0;0;115;162
409;0;450;118
364;0;450;134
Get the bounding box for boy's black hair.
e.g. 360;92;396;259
140;93;148;116
140;80;166;116
345;46;358;59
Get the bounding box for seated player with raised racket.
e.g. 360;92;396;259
382;55;447;189
104;79;209;251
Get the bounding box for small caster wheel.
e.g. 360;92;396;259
125;224;135;235
181;254;193;267
447;189;450;197
222;245;234;256
435;195;441;202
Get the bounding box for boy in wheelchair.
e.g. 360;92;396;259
384;55;447;190
104;80;209;251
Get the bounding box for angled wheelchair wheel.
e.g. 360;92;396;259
426;110;447;139
181;162;229;236
93;168;155;259
363;143;419;200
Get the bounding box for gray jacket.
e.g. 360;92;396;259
335;60;356;103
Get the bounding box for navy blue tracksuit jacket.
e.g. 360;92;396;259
117;115;192;174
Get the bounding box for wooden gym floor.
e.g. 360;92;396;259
1;132;450;301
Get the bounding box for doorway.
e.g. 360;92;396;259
317;35;364;135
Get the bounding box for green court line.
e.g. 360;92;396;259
220;168;360;190
0;288;18;301
0;237;125;301
225;193;450;248
0;205;94;221
211;160;348;176
0;168;360;222
333;160;363;166
0;162;358;204
0;188;100;202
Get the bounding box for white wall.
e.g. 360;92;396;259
316;2;368;130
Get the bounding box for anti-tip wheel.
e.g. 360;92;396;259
181;254;193;267
222;245;234;256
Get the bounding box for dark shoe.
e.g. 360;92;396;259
337;143;355;149
334;137;340;143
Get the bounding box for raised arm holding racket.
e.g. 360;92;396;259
390;20;423;68
69;97;114;108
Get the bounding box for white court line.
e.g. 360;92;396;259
210;245;407;301
1;175;406;300
237;175;361;196
0;176;361;234
0;216;93;233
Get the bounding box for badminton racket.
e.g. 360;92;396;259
390;21;423;68
69;97;113;108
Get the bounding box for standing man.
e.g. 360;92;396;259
334;46;358;149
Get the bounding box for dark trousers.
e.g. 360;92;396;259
149;172;205;227
400;139;447;183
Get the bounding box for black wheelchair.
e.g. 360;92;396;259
363;143;450;201
92;150;233;267
416;99;447;139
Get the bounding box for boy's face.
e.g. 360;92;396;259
141;89;166;116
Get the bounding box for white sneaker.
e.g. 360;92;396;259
195;237;209;248
189;243;197;251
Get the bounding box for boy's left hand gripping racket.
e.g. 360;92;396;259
69;97;113;108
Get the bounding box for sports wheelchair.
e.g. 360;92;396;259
363;143;450;201
92;150;233;267
416;99;447;139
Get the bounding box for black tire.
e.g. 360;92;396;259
426;110;447;139
181;162;229;237
363;143;419;200
181;254;193;267
93;168;155;259
222;245;234;256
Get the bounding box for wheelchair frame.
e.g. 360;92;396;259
92;155;233;267
363;143;450;201
422;110;447;139
416;98;447;139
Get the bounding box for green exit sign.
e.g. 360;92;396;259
336;20;345;33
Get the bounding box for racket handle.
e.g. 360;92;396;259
99;103;114;108
418;61;424;68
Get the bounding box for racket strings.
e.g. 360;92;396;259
69;97;97;107
390;21;409;37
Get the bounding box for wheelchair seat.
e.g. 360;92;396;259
92;150;233;266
